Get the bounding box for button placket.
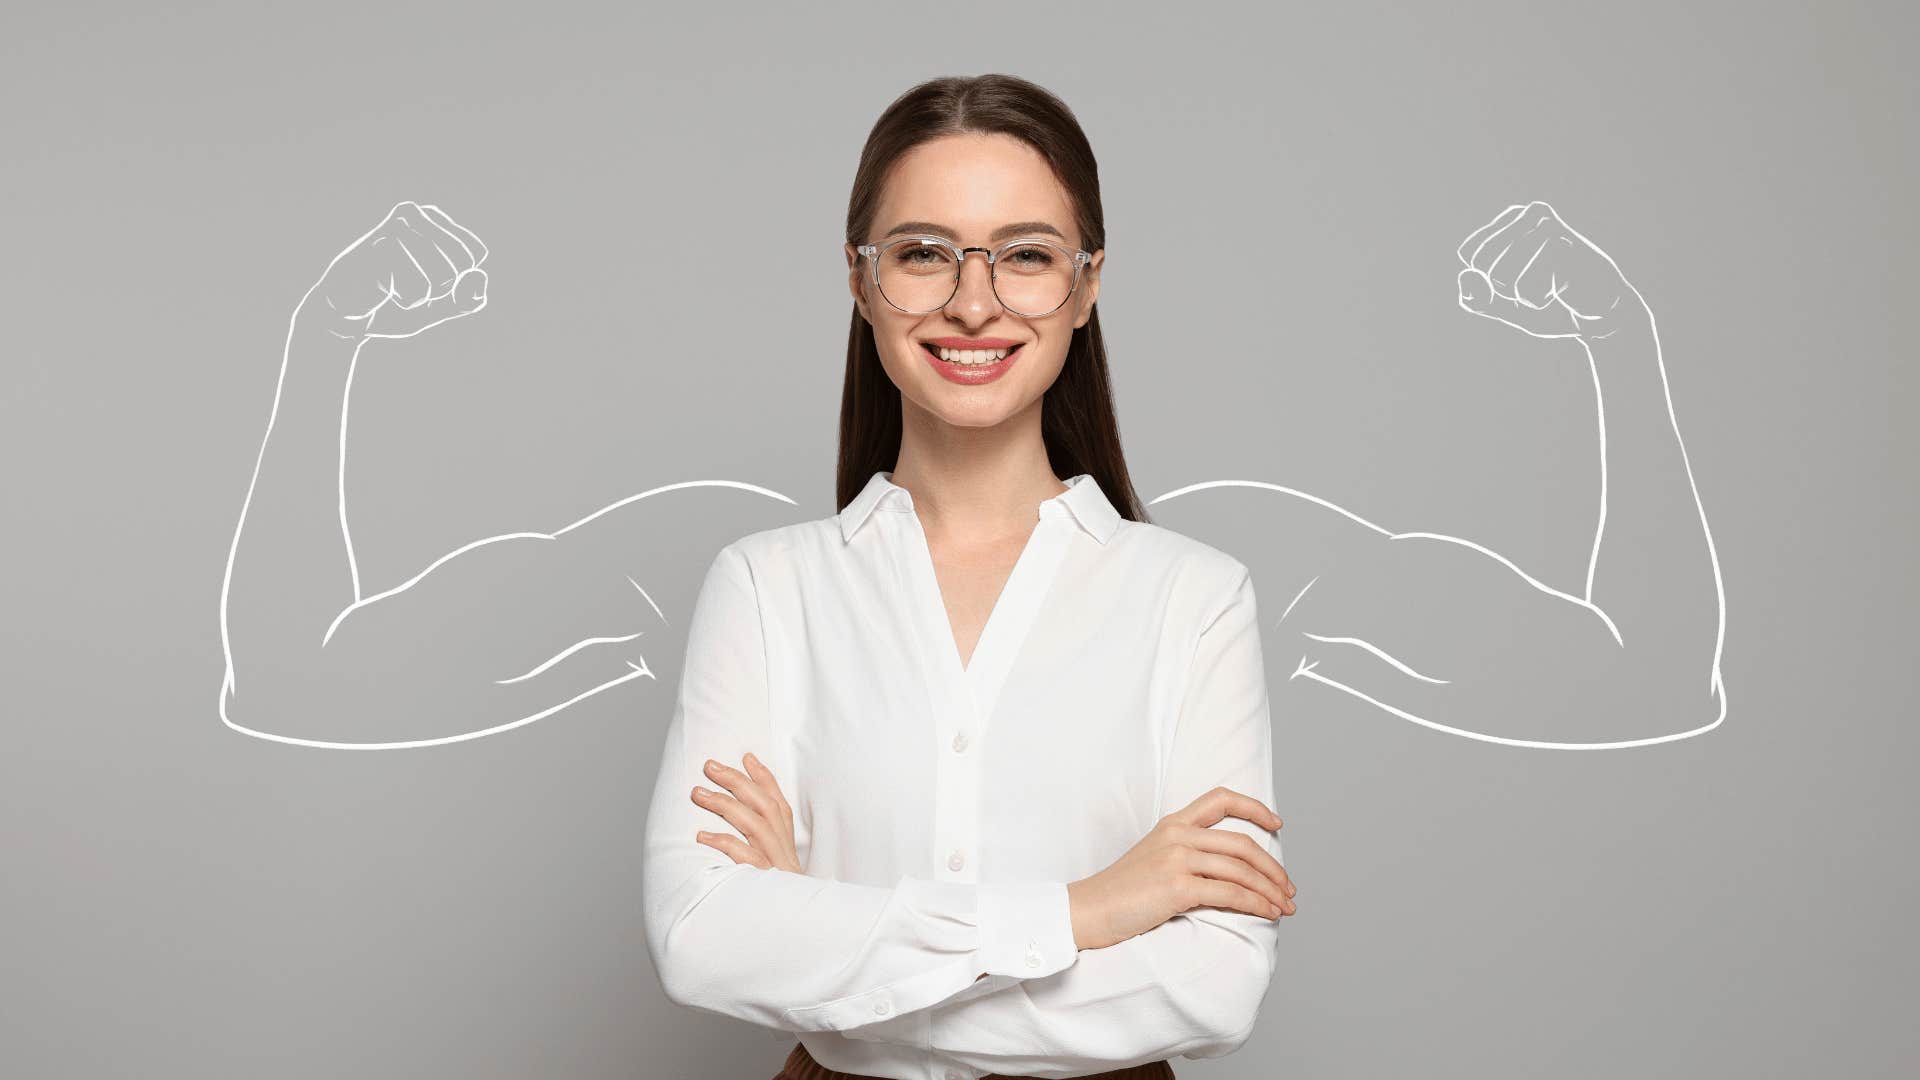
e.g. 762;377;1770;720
889;508;982;894
939;687;981;887
919;511;1074;895
890;498;1077;1072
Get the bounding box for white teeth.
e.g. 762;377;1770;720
935;346;1011;365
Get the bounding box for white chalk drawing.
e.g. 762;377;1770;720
218;200;1724;750
215;201;796;749
1148;202;1726;749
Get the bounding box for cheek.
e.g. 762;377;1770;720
874;328;918;373
1027;320;1075;375
1023;343;1070;387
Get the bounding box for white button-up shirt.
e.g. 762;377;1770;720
643;470;1282;1079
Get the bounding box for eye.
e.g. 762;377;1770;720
1001;245;1057;270
884;243;957;273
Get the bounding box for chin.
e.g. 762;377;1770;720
909;386;1032;428
934;408;1021;429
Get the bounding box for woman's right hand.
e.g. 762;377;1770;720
1066;786;1297;951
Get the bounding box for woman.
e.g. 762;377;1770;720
640;74;1297;1080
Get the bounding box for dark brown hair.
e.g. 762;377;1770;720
836;74;1150;524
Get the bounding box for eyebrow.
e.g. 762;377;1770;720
880;220;1068;244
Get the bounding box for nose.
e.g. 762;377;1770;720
944;248;1002;321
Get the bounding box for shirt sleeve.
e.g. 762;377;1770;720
641;542;1083;1034
836;563;1283;1071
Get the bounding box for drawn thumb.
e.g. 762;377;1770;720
1456;267;1568;337
367;268;488;338
454;267;488;309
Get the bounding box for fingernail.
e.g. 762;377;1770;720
1269;903;1284;918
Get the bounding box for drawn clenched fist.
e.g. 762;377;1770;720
1455;200;1646;340
298;201;490;341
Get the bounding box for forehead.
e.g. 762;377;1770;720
876;132;1077;245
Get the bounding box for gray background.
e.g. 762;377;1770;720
3;1;1914;1076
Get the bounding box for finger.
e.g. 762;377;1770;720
1189;849;1295;914
741;752;794;825
363;268;486;339
387;235;446;305
1188;873;1291;920
406;207;478;278
1470;220;1528;283
1178;786;1282;832
692;777;777;853
1473;201;1563;287
1486;235;1550;296
1457;204;1525;267
1457;267;1577;339
1511;234;1577;311
704;758;784;828
395;233;460;297
420;203;488;266
367;232;433;309
380;202;461;292
380;199;428;231
1468;205;1547;282
696;830;769;868
1184;824;1295;897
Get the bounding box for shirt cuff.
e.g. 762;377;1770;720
976;880;1078;980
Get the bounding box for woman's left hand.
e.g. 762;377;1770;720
691;751;802;872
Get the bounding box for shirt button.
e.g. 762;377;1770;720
946;1072;963;1080
947;849;965;871
873;998;891;1016
951;731;969;752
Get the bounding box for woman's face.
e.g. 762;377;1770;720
845;132;1103;431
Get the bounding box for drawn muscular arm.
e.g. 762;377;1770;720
217;203;777;748
1283;203;1725;746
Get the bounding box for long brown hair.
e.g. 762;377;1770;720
836;74;1150;524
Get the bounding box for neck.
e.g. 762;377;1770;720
890;401;1067;542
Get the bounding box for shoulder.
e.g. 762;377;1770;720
1115;518;1250;590
1106;519;1255;635
716;516;837;574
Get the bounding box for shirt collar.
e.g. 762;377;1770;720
838;470;1121;546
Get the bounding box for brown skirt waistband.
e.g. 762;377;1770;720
775;1040;1175;1080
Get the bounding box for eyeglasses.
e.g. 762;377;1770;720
855;235;1093;317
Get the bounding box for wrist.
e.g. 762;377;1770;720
1067;879;1093;951
289;305;365;353
1584;297;1655;348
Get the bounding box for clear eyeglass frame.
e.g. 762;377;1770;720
855;234;1094;317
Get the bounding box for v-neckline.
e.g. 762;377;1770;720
894;492;1077;734
920;517;1043;676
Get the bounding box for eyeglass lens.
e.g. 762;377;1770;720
874;241;1075;316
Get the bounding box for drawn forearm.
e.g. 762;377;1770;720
222;315;365;686
1580;305;1722;678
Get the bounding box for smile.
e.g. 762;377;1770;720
919;342;1023;385
921;342;1022;365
